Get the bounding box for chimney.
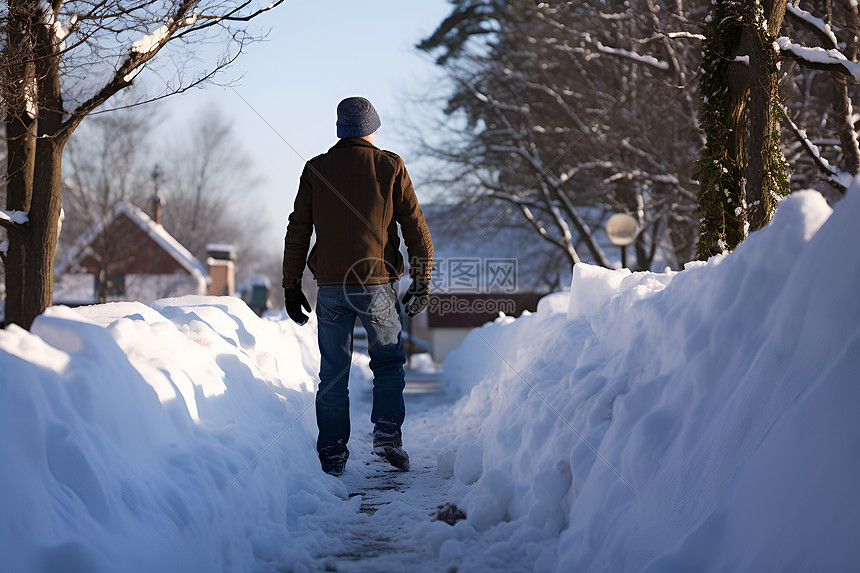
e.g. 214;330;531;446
206;243;236;297
151;193;162;225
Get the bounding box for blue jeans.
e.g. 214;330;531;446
315;283;406;457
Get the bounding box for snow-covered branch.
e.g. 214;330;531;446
519;204;579;262
596;41;670;71
132;14;198;54
603;170;682;186
43;8;79;53
472;90;529;113
776;37;860;81
0;210;30;231
87;53;240;116
781;105;850;193
662;31;706;41
486;190;551;213
559;161;616;183
61;0;202;135
620;138;666;172
190;0;286;28
785;3;839;49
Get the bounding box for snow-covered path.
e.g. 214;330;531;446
4;188;860;573
307;374;458;572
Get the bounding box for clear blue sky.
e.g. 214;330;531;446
158;0;452;250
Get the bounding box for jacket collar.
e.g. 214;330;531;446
329;137;379;152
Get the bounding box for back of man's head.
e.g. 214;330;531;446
336;97;381;139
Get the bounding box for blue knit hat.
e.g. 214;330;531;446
336;97;381;138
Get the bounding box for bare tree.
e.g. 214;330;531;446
58;107;154;302
418;0;705;271
62;106;154;243
160;106;263;265
0;0;283;329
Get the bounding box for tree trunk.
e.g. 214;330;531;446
831;73;860;175
3;117;36;329
697;0;749;259
697;0;789;259
5;11;69;329
831;5;860;177
4;113;37;328
18;142;64;329
97;268;109;304
634;218;660;272
746;0;789;232
725;33;751;246
3;0;38;328
745;35;771;230
6;140;64;331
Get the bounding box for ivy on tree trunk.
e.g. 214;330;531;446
696;0;790;260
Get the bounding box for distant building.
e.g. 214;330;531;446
206;242;237;297
54;202;210;305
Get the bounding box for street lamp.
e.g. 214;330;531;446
605;213;638;269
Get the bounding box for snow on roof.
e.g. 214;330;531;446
206;242;236;253
206;243;237;262
56;202;208;284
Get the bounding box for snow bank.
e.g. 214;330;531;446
0;297;363;573
430;188;860;572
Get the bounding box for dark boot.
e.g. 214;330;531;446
319;447;348;476
373;422;410;471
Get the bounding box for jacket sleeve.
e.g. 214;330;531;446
282;165;314;289
392;160;434;283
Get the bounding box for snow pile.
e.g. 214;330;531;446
429;188;860;572
409;352;440;374
0;297;364;573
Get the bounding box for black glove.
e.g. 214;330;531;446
284;287;311;325
401;280;429;317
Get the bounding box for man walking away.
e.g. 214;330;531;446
282;96;433;477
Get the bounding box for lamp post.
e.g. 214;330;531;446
605;213;638;269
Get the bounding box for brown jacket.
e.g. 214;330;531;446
282;138;433;288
